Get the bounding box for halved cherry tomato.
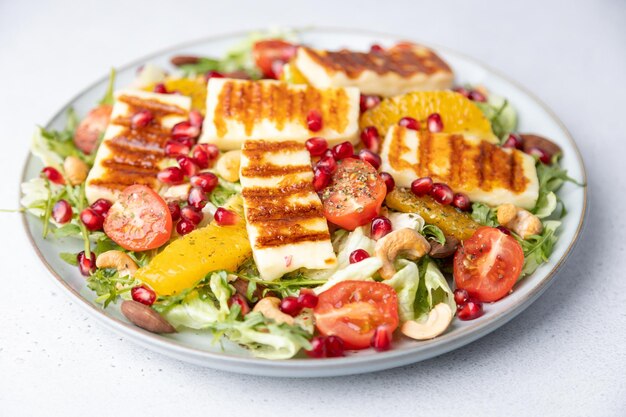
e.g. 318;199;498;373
252;40;297;79
453;226;524;302
314;281;399;350
103;185;172;251
74;104;112;154
319;158;386;231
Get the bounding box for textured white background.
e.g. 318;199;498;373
1;0;625;415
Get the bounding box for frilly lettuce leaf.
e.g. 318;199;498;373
387;212;425;231
384;260;419;322
313;257;382;294
334;226;376;270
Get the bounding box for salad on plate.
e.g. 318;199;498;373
21;29;580;360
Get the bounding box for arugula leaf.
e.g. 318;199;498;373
99;68;116;106
59;252;78;266
475;94;518;140
210;179;241;207
178;58;222;77
519;220;561;276
471;202;499;226
422;224;446;245
87;268;138;308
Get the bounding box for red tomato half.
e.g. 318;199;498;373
314;281;399;350
453;226;524;302
320;158;386;231
252;40;297;79
103;185;172;251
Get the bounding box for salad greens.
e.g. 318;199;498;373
475;93;518;140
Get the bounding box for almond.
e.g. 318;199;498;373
120;300;176;334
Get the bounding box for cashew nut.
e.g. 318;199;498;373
401;303;453;340
375;228;431;279
63;156;89;185
497;203;543;239
215;150;241;182
252;297;294;325
96;250;139;277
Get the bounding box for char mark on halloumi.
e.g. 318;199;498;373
239;140;337;281
85;90;191;203
380;126;539;209
293;43;454;97
199;78;359;150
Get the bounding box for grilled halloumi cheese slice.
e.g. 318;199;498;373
199;78;360;150
239;140;337;281
292;44;454;97
380;126;539;209
85;89;191;204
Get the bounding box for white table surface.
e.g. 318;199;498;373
1;0;625;415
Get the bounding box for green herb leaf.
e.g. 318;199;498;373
471;202;499;227
99;68;116;106
59;252;78;266
87;268;138;308
421;224;446;245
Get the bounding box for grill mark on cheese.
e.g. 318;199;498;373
213;80;350;138
241;139;333;250
387;128;529;194
87;94;188;196
302;44;452;79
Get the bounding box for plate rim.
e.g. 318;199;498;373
19;26;588;375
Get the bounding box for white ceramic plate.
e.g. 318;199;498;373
21;27;587;377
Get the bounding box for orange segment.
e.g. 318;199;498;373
135;196;250;296
145;76;207;113
360;90;498;143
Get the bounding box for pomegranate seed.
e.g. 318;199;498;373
306;110;323;132
497;225;512;235
379;172;395;193
131;285;157;306
80;208;104;231
358;149;381;169
77;251;96;276
452;193;471;211
157;167;185;185
214;207;237;226
181;205;203;225
371;216;392;240
41;166;65;185
453;86;471;98
306;336;327;358
198;143;219;161
313;167;332;192
468;90;487;102
349;249;370;264
228;294;250;316
316;154;337;174
430;183;454;205
370;325;393;351
190;172;218;193
332;141;354;160
359;95;381;113
457;299;484;321
171;121;200;141
131;110;153;128
164;140;191;157
176;219;195;235
52;200;72;224
454;288;469;306
398;116;420;131
204;70;225;82
177;155;199;177
297;290;318;309
175;136;195;149
411;177;433;196
427;113;444;132
370;44;384;53
187;187;207;210
191;146;209;169
360;126;380;152
188;110;204;128
167;202;181;222
502;133;524;150
305;137;328;157
527;146;552;164
279;296;303;317
325;335;345;357
90;199;112;216
153;83;169;94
